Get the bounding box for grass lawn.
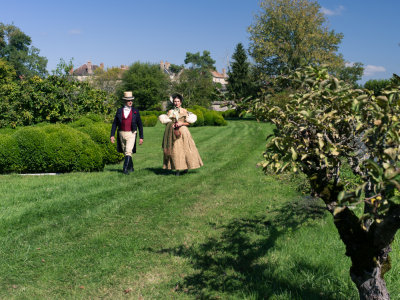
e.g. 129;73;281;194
0;120;398;299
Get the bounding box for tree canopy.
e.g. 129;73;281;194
248;0;344;76
184;50;216;70
227;43;252;99
0;23;48;78
119;62;170;110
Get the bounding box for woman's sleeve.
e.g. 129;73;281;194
159;114;172;124
186;111;197;124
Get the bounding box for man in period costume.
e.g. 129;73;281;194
110;91;144;174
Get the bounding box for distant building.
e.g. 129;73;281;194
70;61;128;81
211;69;228;85
160;60;183;81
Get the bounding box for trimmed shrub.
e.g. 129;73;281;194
2;124;105;174
0;134;22;173
43;125;104;172
222;109;239;119
141;115;158;127
13;127;47;172
192;105;207;115
68;117;96;128
203;111;214;126
140;110;164;117
212;111;228;126
74;123;123;164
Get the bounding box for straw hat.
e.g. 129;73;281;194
122;91;135;101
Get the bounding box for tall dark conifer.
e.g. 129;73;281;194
227;43;251;99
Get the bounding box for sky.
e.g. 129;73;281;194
1;0;399;84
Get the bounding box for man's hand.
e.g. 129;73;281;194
110;136;115;143
139;138;143;145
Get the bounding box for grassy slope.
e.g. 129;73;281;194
0;120;398;299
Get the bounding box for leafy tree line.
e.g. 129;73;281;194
0;23;48;78
0;58;115;128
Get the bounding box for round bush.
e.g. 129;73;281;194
69;116;96;128
212;111;228;126
192;105;207;115
43;125;104;172
13;127;47;172
142;115;158;127
222;109;239;119
7;124;104;173
203;111;214;126
75;123;123;164
140;111;164;117
0;134;22;173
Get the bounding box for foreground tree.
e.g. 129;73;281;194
250;66;400;299
248;0;344;76
119;62;170;110
0;23;48;78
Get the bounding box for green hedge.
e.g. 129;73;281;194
42;125;104;172
0;134;22;173
0;125;105;173
71;123;124;164
187;106;227;126
141;115;158;127
140;111;164;117
203;110;227;126
222;109;240;119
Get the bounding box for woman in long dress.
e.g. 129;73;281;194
159;93;203;175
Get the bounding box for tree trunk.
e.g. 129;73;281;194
327;207;393;300
350;264;390;300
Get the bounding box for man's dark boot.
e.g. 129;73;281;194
127;156;134;173
122;156;130;174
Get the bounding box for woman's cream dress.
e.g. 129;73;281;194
161;108;203;170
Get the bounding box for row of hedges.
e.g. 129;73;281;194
221;109;240;119
141;106;229;126
0;107;229;173
188;105;227;126
140;110;164;117
141;115;158;127
0;119;125;174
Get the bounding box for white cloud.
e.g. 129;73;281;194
68;29;82;35
364;65;386;77
321;5;345;16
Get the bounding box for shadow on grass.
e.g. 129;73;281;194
107;168;123;173
144;167;174;176
150;196;344;299
144;167;201;176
